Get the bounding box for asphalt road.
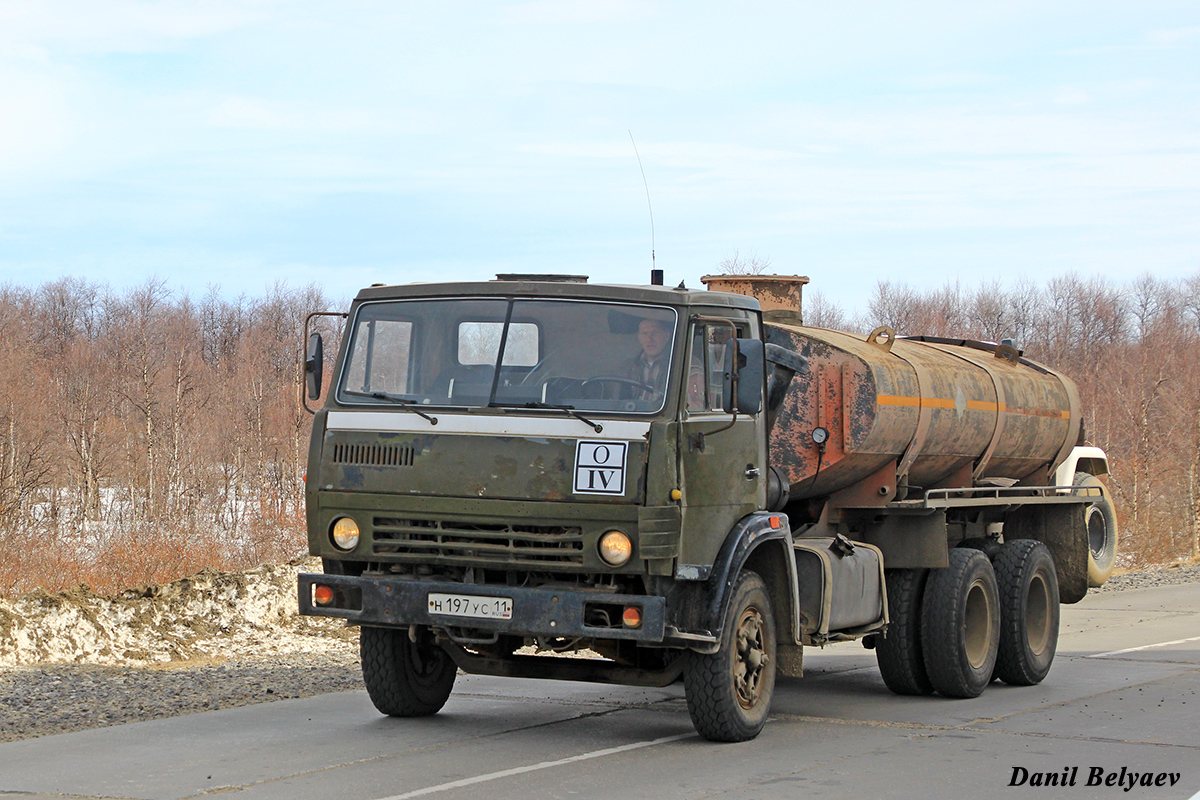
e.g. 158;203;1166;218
2;581;1198;800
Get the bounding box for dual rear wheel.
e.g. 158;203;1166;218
876;539;1059;698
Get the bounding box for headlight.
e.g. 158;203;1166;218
598;530;633;566
331;517;360;551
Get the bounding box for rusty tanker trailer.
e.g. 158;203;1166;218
767;325;1081;503
708;275;1116;700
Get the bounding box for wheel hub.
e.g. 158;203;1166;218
964;579;994;670
734;606;769;709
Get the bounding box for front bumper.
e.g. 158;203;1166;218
298;573;667;643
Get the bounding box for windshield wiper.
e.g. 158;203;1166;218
343;390;438;425
494;401;603;433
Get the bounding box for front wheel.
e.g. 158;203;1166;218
360;626;457;717
684;570;777;742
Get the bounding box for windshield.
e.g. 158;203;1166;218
338;298;678;415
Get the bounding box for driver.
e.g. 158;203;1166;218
619;318;672;400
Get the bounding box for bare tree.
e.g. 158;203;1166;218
803;290;848;331
717;250;773;275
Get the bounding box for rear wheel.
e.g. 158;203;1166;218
360;625;457;717
1075;472;1118;587
921;549;1000;698
993;539;1059;685
684;570;777;742
876;568;934;695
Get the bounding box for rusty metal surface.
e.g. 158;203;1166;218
700;275;809;315
764;323;1081;502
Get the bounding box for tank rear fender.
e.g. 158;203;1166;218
1003;504;1088;603
1074;457;1108;478
1055;446;1110;484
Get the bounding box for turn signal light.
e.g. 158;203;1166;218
313;584;335;606
622;606;642;628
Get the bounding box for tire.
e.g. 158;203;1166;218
1075;472;1118;587
921;548;1000;698
360;625;457;717
956;537;1002;560
875;568;934;696
993;539;1059;686
684;570;777;742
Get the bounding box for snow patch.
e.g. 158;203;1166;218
0;558;354;667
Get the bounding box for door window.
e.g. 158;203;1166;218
686;322;739;413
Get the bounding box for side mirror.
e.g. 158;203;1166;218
305;332;324;401
722;338;764;415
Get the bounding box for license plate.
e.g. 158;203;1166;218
427;593;513;620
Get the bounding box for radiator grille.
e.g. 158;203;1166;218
332;443;415;467
372;517;584;566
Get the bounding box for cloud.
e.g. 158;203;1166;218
0;0;279;54
0;65;74;176
503;0;655;25
207;96;388;133
1147;26;1200;45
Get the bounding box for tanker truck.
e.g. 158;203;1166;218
297;273;1118;742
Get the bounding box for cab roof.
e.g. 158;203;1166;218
353;278;761;311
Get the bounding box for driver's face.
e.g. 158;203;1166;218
638;319;670;361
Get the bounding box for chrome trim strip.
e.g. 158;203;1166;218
326;411;652;440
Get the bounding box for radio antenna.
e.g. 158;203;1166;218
628;130;655;272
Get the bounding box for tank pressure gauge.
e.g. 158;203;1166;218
811;427;829;447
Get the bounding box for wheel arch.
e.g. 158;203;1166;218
1054;445;1110;485
696;513;800;651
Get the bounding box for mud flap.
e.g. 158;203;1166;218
1003;504;1088;604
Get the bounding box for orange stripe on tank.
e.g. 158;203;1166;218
876;395;920;407
877;395;973;410
878;396;1067;419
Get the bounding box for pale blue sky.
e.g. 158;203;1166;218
1;1;1197;310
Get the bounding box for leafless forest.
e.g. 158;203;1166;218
0;274;1195;597
0;278;343;596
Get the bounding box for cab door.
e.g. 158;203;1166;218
676;317;767;575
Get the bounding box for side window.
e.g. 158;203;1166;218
686;322;740;413
458;321;539;366
687;326;707;411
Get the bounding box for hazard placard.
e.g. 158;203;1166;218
573;440;628;495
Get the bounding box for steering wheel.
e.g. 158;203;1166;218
581;376;656;399
518;353;552;386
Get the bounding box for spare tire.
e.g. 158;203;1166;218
1075;472;1118;587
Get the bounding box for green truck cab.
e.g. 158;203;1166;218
299;275;812;741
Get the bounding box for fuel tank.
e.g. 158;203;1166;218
764;323;1081;501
